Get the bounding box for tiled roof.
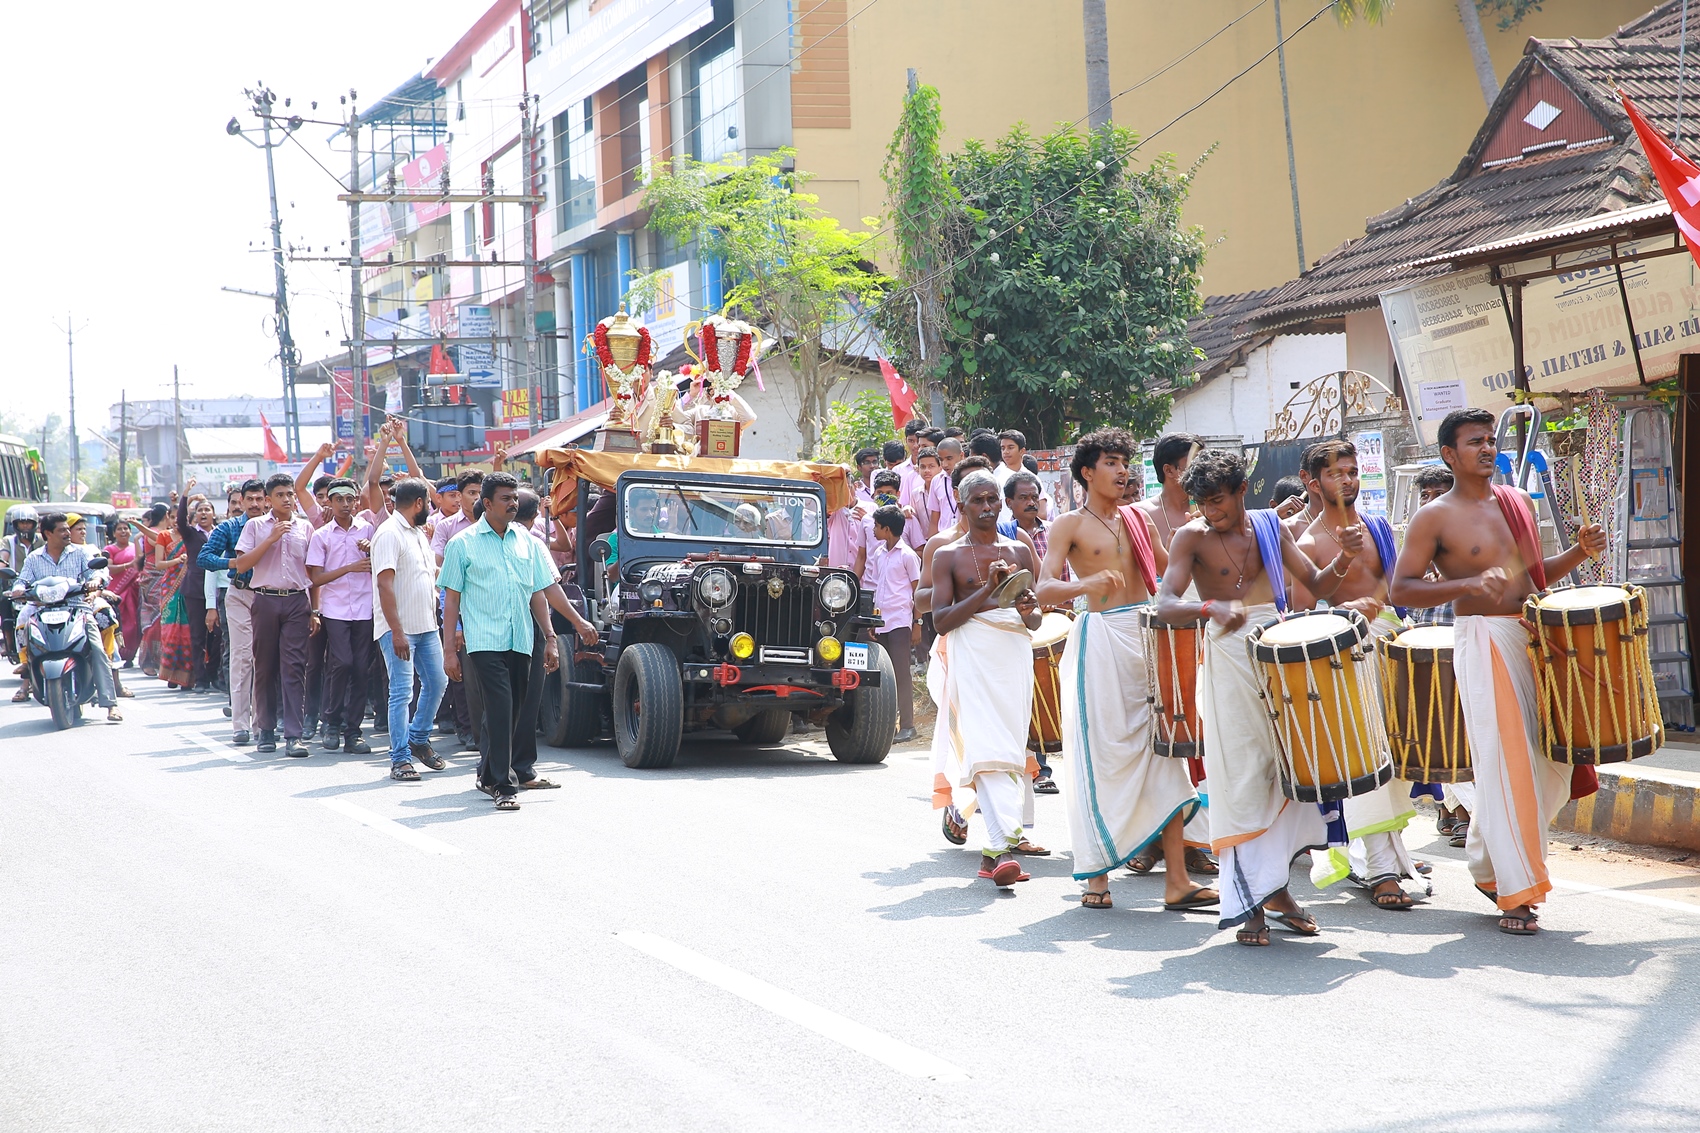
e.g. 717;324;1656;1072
1184;287;1282;381
1246;4;1695;332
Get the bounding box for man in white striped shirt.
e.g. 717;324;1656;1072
371;478;450;782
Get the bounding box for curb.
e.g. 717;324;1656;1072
1555;762;1700;853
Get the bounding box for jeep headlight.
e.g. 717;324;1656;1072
729;632;755;659
639;580;665;604
820;575;854;613
697;568;736;608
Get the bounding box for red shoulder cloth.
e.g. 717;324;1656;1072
1491;483;1546;591
1493;486;1596;797
1115;504;1159;596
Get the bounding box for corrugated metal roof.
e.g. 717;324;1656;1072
1245;5;1695;332
1404;200;1674;268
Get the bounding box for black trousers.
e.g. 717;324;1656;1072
184;588;209;689
467;649;531;797
321;617;374;736
252;591;311;738
303;619;327;728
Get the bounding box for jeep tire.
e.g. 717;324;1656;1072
545;646;604;749
613;642;684;769
733;707;792;745
825;643;898;764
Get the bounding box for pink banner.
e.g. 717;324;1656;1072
402;143;451;228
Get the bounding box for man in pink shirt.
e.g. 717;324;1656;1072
431;469;482;567
910;446;944;540
232;472;318;756
927;438;964;535
867;504;921;744
306;479;377;753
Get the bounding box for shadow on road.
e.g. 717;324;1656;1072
550;732;891;781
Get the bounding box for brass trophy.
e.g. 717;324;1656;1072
588;306;651;453
648;376;680;455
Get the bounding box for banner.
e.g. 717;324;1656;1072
458;304;499;388
1380;240;1700;444
501;388;531;423
1352;429;1387;519
635;261;691;361
401;143;450;230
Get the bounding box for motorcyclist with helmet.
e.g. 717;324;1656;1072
8;512;121;721
1;506;41;669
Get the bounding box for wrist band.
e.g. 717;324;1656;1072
1200;600;1215;619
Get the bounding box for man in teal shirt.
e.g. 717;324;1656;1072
440;473;559;810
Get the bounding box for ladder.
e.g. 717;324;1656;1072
1493;404;1575;575
1616;403;1695;733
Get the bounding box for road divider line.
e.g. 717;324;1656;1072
614;931;968;1082
1427;857;1700;915
319;798;460;856
175;731;252;763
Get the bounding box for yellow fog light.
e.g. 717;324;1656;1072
816;635;842;663
729;632;755;660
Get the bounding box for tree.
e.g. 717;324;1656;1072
880;79;957;422
816;391;897;464
1457;0;1500;107
1083;0;1112;132
884;122;1205;446
633;149;887;457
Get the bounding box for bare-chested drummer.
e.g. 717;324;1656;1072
1290;439;1424;911
1156;448;1360;946
1389;407;1604;936
1036;428;1212;911
930;471;1045;889
1129;432;1219;879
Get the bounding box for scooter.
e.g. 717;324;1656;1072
1;555;110;729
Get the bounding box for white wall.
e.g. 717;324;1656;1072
734;357;887;461
1165;332;1346;444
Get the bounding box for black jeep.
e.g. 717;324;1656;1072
546;468;898;769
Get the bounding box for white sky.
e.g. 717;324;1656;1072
0;0;491;439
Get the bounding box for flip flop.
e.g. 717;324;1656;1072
1013;840;1050;856
987;857;1024;887
520;778;561;790
941;807;968;846
1125;851;1156;875
1369;885;1415;910
1267;910;1320;936
1499;911;1539;935
1164;887;1220;911
1235;926;1271;947
1474;883;1500;908
1081;890;1113;909
1184;847;1219;876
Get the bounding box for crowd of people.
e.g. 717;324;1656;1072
892;406;1607;944
3;419;596;811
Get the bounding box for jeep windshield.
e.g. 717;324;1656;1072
621;481;824;548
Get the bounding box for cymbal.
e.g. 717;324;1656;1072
992;567;1035;608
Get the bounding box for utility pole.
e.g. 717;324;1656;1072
230;86;303;460
1274;0;1306;275
52;313;88;498
521;95;542;433
346;100;368;476
118;390;128;495
173;365;184;493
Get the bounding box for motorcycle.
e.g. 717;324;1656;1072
1;555;110;729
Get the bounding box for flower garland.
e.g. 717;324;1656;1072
700;327;721;374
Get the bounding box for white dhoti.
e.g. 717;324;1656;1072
929;609;1037;855
1062;606;1200;879
1203;604;1328;928
1312;612;1421;891
1453;615;1571;910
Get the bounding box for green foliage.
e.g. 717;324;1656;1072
1332;0;1393;28
1475;0;1543;32
885;122;1205;446
634;149;888;456
878;83;957;390
815;391;898;465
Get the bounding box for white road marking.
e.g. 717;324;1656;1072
1427;858;1700;915
318;798;461;856
614;930;968;1083
175;731;252;763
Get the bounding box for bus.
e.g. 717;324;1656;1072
0;433;50;518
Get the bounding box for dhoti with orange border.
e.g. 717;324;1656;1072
1451;615;1571;911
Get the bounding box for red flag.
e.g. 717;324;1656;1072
879;359;919;431
259;412;287;463
1621;91;1700;267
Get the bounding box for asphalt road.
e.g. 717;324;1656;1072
3;674;1698;1133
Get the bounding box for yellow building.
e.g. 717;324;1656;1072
792;0;1652;295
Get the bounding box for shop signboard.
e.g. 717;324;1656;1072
458;305;499;388
1352;429;1387;519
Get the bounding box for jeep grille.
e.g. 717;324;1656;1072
734;581;814;650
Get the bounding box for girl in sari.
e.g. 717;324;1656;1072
104;519;142;666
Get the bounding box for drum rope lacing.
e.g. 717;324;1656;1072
1380;635;1469;783
1529;585;1662;763
1256;614;1391;800
1142;611;1202;754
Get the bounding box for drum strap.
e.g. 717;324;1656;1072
1114;504;1159;596
1247;508;1286;614
1364;516;1406;618
1491;484;1546;591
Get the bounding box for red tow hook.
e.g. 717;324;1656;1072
831;668;860;691
713;663;742;686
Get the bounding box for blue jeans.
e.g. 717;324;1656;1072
378;630;447;765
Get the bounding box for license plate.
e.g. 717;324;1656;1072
843;642;870;671
39;611;70;626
